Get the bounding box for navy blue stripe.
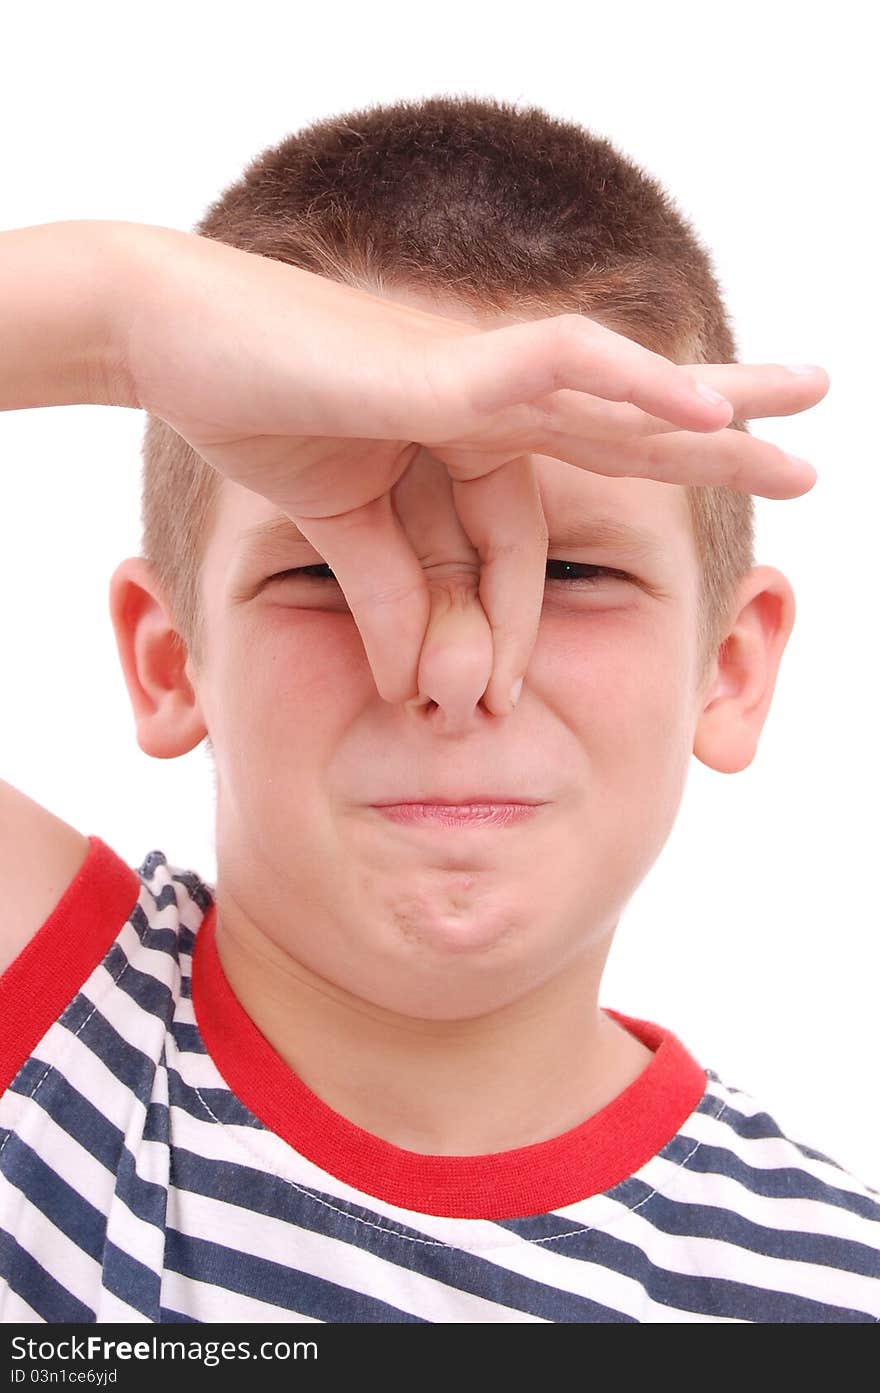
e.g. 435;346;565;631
144;1099;170;1145
0;1230;93;1322
127;897;198;975
159;1306;200;1323
168;1148;632;1323
63;963;203;1058
167;1065;263;1128
700;1091;862;1181
129;898;196;959
498;1212;878;1322
137;849;170;880
178;925;197;957
2;1138;163;1316
164;1227;424;1322
598;1176;880;1279
696;1091;789;1140
129;901;187;959
664;1133;880;1221
59;996;162;1094
693;1094;879;1200
135;881;178;913
171;1022;208;1055
7;1066;168;1229
2;1136;106;1260
10;1056;129;1175
103;942;175;1022
113;1145;168;1230
171;870;214;915
101;1238;160;1319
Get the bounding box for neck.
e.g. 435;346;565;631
211;897;653;1157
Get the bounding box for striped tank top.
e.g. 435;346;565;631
1;835;878;1323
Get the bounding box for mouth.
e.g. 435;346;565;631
370;796;546;807
369;802;545;829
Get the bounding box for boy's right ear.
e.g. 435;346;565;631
108;558;208;759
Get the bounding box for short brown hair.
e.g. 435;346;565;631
140;94;753;689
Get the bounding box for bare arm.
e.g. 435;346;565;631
0;220;137;412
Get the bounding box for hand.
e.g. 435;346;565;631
119;223;830;713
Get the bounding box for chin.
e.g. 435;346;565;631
387;880;533;958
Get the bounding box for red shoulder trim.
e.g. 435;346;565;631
0;835;142;1093
193;905;708;1219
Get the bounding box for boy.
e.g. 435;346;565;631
1;95;877;1323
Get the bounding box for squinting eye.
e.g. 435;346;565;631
270;562;629;586
545;561;629;586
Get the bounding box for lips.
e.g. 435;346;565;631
370;795;546;807
372;802;543;828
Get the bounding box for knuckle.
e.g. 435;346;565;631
620;442;652;479
537;315;594;392
484;528;549;563
555;311;594;341
359;575;425;611
425;565;482;604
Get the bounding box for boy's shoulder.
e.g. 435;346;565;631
679;1066;880;1211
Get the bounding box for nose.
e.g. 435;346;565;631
401;567;500;731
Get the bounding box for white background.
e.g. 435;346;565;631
1;1;877;1181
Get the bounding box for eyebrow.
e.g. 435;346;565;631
237;512;665;565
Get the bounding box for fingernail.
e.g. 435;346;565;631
786;364;821;375
509;677;524;709
695;384;731;407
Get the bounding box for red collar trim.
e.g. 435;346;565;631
0;836;142;1094
193;903;707;1219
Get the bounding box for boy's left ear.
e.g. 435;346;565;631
693;566;796;774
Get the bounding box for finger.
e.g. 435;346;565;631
389;448;498;718
429;314;735;436
293;494;430;704
514;363;831;444
449;456;549;715
683;362;830;418
535;421;818;499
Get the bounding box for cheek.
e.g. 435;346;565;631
545;610;695;775
215;611;366;763
543;614;696;884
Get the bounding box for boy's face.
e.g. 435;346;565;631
193;445;708;1020
113;290;794;1023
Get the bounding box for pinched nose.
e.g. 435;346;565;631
403;572;496;726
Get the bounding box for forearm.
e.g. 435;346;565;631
0;220;139;411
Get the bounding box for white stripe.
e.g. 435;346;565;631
158;1103;702;1321
168;1048;229;1091
168;1186;545;1323
140;866;209;935
687;1098;880;1202
649;1145;880;1247
551;1173;880;1318
26;1023;150;1139
0;1183;103;1316
0;1281;43;1322
155;1094;809;1319
2;1095;166;1263
170;992;197;1028
93;1288;153;1322
160;1267;322;1322
85;967;171;1057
